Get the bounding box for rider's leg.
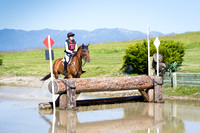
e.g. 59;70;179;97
62;55;69;75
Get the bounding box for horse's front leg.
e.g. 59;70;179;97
54;71;59;79
67;74;73;79
76;74;81;78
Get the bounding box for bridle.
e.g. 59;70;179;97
71;47;89;75
81;49;89;66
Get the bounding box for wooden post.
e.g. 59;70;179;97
147;88;154;102
67;87;76;110
59;94;67;110
172;72;177;88
154;76;164;103
66;80;77;110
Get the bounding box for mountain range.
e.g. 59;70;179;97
0;28;174;52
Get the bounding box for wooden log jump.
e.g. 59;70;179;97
48;76;154;94
39;75;164;110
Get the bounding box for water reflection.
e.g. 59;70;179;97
77;108;124;123
2;87;200;133
39;102;195;133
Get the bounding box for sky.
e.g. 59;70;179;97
0;0;199;34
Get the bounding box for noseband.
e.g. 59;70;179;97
81;49;89;57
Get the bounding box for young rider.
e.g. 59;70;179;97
62;32;77;74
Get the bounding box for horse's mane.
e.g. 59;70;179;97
73;45;82;57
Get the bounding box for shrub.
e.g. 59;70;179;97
121;40;185;74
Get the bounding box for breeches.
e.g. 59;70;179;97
62;54;71;63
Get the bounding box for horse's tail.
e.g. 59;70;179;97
40;73;51;81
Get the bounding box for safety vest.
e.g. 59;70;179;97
66;39;76;51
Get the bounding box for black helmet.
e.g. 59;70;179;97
67;32;75;37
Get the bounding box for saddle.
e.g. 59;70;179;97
62;54;73;66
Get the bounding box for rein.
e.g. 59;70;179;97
69;48;88;75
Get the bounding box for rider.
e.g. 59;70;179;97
62;32;77;74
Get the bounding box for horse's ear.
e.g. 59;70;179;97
82;43;84;46
87;43;90;47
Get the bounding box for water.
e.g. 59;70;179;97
0;86;200;133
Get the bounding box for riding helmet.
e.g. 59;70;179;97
67;32;75;37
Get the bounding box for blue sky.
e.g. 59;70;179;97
0;0;199;33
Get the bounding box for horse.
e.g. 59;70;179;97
41;44;91;81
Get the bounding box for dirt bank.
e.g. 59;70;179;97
163;95;200;101
0;75;46;88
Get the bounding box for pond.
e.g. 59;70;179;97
0;86;200;133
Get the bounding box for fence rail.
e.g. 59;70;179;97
163;72;200;87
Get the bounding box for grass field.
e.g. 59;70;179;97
163;86;200;98
0;39;141;77
0;31;200;78
160;32;200;73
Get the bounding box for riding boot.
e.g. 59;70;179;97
62;61;68;75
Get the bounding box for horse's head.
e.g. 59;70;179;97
81;43;91;62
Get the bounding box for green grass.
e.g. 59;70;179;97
163;86;200;98
0;31;200;77
0;40;141;77
159;32;200;73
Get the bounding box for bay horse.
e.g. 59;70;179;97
41;44;90;81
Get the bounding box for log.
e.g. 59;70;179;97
38;96;144;110
40;75;164;110
48;76;154;94
38;102;52;109
153;53;163;63
76;96;144;106
147;88;154;102
48;79;66;94
138;89;149;102
154;76;164;103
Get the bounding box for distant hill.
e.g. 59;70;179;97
0;28;167;52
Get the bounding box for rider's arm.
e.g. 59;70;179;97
65;41;73;53
74;43;78;52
